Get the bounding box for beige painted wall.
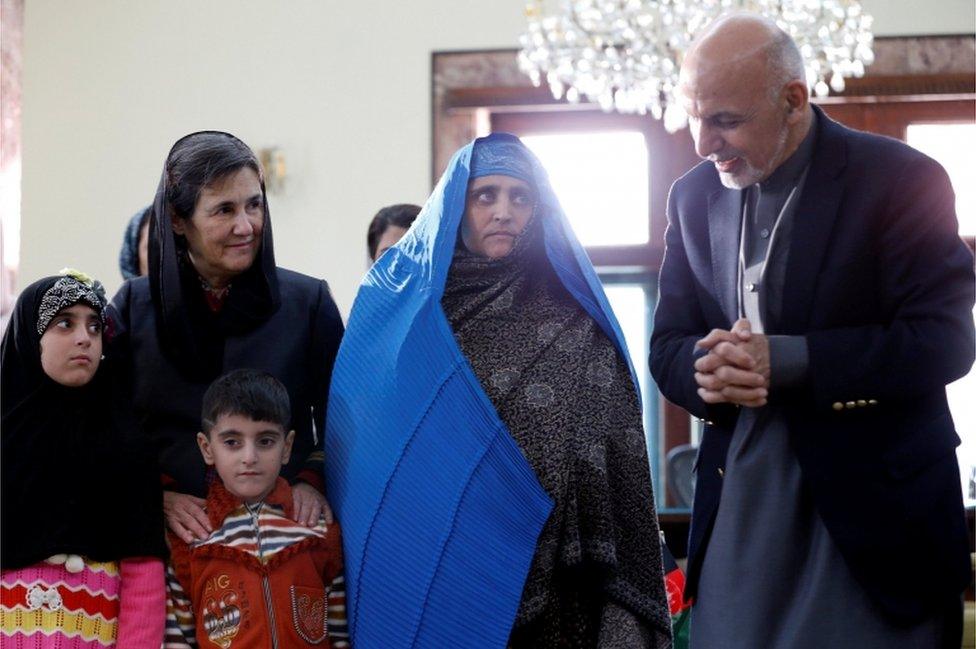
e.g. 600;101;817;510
19;0;976;315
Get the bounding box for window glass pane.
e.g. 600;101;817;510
520;132;649;246
949;304;976;506
906;123;976;236
603;282;665;506
603;284;648;395
906;123;976;504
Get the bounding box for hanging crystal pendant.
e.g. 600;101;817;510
518;0;874;131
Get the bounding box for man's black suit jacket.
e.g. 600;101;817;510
650;105;974;622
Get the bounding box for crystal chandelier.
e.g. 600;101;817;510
518;0;874;132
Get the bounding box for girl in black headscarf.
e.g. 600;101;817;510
108;131;344;544
1;270;168;648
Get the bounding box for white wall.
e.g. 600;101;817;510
19;0;975;315
864;0;975;36
20;0;526;314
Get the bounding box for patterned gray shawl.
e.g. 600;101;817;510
442;220;672;648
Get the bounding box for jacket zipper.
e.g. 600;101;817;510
251;504;279;649
262;575;279;649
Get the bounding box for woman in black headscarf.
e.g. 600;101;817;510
108;131;344;544
1;270;168;647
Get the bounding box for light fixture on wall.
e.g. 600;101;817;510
517;0;874;132
258;147;287;194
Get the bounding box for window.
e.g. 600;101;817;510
491;112;695;509
603;283;650;395
905;122;976;505
520;127;667;502
485;106;701;511
906;123;976;237
603;279;660;497
520;132;650;246
948;306;976;505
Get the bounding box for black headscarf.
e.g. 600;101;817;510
1;274;167;569
148;131;280;379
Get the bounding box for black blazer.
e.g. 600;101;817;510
109;268;344;497
650;106;974;621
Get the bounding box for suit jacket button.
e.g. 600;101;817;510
832;402;844;411
718;468;725;477
856;400;867;407
845;401;856;409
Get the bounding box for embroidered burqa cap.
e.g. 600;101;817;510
469;136;534;184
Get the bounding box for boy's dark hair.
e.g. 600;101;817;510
201;369;291;434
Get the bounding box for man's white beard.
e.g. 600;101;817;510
719;162;764;190
717;125;790;190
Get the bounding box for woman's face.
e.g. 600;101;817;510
172;167;264;288
461;175;535;259
39;304;103;387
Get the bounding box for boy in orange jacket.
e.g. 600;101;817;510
163;369;348;648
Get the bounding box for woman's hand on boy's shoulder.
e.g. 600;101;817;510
292;482;333;527
163;490;212;543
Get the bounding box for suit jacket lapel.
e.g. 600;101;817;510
779;108;848;334
707;187;742;326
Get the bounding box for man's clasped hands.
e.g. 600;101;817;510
694;318;771;408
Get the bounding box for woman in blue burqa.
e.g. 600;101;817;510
325;133;672;648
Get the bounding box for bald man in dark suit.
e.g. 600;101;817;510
650;14;974;649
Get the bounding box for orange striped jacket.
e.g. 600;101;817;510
164;478;347;648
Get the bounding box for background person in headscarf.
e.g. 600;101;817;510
119;205;151;280
326;133;672;649
108;131;344;545
1;270;168;648
367;203;420;262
